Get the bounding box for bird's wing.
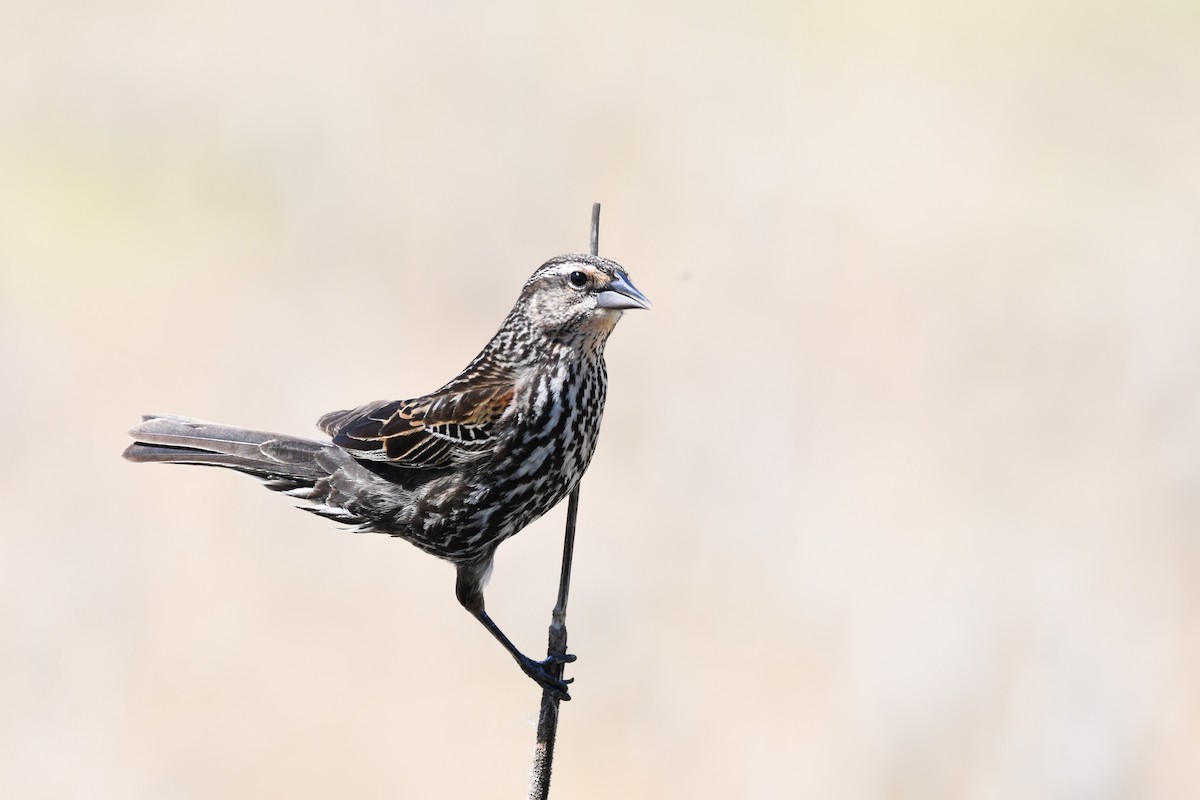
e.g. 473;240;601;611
319;380;515;468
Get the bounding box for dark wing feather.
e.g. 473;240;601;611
319;381;514;469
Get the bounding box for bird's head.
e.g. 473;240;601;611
518;254;651;342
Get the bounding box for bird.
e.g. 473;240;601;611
123;253;649;700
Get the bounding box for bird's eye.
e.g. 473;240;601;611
568;271;589;289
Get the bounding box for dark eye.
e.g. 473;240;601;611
568;270;589;289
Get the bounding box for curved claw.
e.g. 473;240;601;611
519;653;577;700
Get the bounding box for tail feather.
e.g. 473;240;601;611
122;414;328;482
122;442;281;473
123;413;416;529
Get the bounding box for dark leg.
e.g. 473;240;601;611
455;561;576;700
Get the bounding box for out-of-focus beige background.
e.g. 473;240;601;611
3;2;1198;798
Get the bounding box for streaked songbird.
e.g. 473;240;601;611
123;254;649;699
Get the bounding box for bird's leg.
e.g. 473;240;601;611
455;562;576;700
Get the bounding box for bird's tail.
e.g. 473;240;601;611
123;414;328;483
124;414;420;527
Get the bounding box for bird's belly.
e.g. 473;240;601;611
373;362;607;563
384;413;598;562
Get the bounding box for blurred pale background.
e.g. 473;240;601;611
2;1;1198;798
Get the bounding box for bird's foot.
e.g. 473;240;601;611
518;652;576;700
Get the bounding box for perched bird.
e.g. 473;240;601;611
123;254;649;699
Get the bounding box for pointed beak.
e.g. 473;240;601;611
596;272;652;310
